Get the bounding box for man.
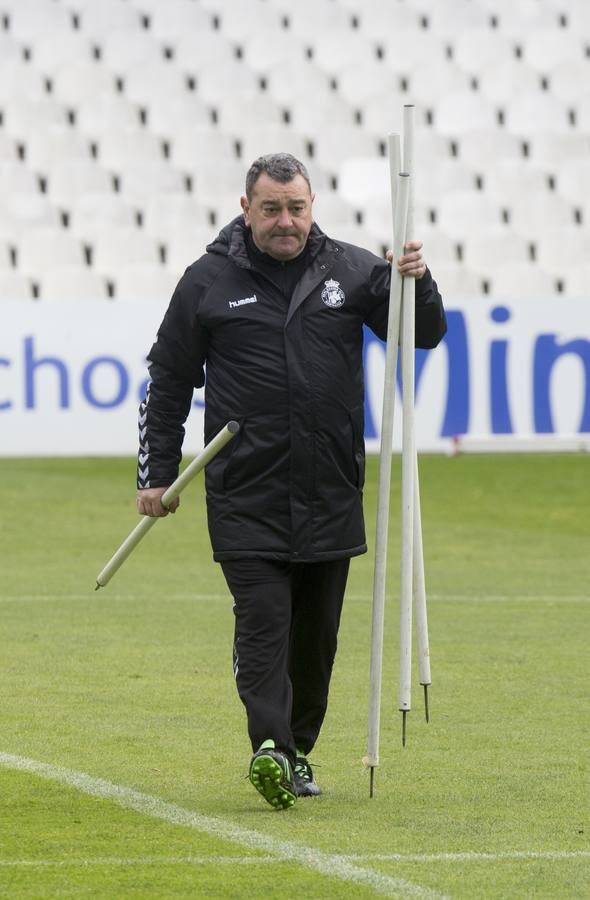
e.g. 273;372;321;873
136;153;446;810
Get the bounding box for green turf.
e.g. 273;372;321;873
1;454;588;898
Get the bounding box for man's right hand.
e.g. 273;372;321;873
136;487;179;517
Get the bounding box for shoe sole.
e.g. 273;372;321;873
249;754;297;810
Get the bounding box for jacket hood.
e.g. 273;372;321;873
206;216;328;266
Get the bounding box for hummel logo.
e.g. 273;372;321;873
228;294;257;309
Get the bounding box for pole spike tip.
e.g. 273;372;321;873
369;766;375;798
423;684;430;723
402;710;407;746
94;583;102;591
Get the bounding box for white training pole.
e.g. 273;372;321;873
402;104;432;725
94;421;239;590
399;105;416;745
363;153;409;798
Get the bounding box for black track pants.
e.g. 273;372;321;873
220;558;350;764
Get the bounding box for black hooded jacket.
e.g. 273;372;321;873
138;217;446;562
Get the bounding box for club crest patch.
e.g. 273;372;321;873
321;278;345;309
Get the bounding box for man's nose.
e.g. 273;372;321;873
277;208;293;227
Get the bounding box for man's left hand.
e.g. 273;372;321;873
386;240;427;280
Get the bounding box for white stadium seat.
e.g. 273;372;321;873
549;61;590;104
143;195;212;240
555;161;590;207
240;128;311;166
1;193;61;238
140;2;215;41
0;61;47;102
288;94;358;134
335;61;400;106
6;3;73;40
25;127;93;172
424;263;486;297
51;62;119;106
504;91;572;135
436;191;504;236
312;128;381;169
242;33;309;74
493;2;559;35
78;2;144;36
69;193;139;240
0;34;24;64
456;129;525;166
46;160;115;206
488;263;560;298
450;28;517;73
323;224;384;257
122;62;190;105
381;31;449;74
425;0;492;36
338;157;388;206
312;191;359;226
114;264;178;302
91;227;161;275
0;270;33;300
189;160;246;203
265;61;333;104
508;192;577;235
146;96;213;135
39;265;110;301
521;28;587;72
409;62;471;105
215;3;285;41
0;161;40;196
28;32;94;73
0;241;12;269
214;94;285;131
1;99;70;140
76;96;144;138
477;59;540;104
415;160;479;205
285;3;354;37
166;226;218;273
96;129;166;169
310;33;381;75
527;132;590;166
170;128;240;169
461;229;532;271
117;162;188;202
173;33;237;72
480;160;552;204
0;133;19;161
17;227;86;277
564;264;590;299
434;90;499;134
534;227;590;279
99;29;166;72
191;61;260;102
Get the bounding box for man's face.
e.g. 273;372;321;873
241;173;314;261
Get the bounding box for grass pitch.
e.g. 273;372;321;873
1;454;588;898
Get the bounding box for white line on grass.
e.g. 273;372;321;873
0;752;445;900
2;593;589;605
348;851;590;863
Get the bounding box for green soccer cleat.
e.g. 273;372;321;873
293;755;322;797
249;743;297;810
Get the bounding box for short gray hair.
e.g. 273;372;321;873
245;153;312;201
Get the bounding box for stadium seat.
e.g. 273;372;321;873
409;62;471;105
527;132;590;166
188;160;246;203
0;270;33;301
508;192;577;234
240;128;311;165
548;61;590;104
208;192;246;226
25;127;93;172
146;95;213;135
80;3;144;36
456;129;525;166
309;33;381;74
140;1;215;41
312;128;381;169
0;161;40;196
434;90;499;134
27;32;94;73
122;62;190;105
461;229;532;271
264;61;332;103
521;28;587;71
1;99;70;140
564;264;590;299
91;227;161;275
96;129;166;169
46;160;115;206
289;94;358;134
425;0;493;35
69;193;139;240
284;2;354;36
493;2;559;34
114;264;178;302
193;60;261;102
143;195;212;240
504;91;572;135
554;160;590;207
215;2;285;41
242;33;309;74
166;226;219;273
17;227;86;277
118;162;188;203
477;59;540;104
0;34;24;64
488;262;560;298
335;61;400;106
415;160;479;205
417;228;460;270
51;61;119;106
575;95;590;131
214;94;285;131
99;29;166;71
1;193;61;238
172;33;238;72
381;31;449;74
312;191;360;226
436;191;504;236
324;224;384;256
170;128;240;169
0;133;19;161
356;91;414;135
424;263;486;297
338;157;388;206
0;61;47;102
5;2;73;40
480;160;552;204
355;2;424;35
450;28;518;73
534;227;590;279
0;241;12;269
76;96;144;138
38;265;110;301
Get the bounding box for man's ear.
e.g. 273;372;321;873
240;195;250;224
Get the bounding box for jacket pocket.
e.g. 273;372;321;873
350;405;366;490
